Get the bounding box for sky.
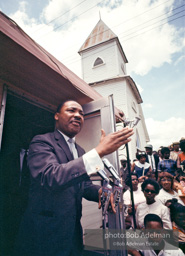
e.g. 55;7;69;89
0;0;185;150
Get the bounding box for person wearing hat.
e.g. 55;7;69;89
145;144;159;179
170;141;181;161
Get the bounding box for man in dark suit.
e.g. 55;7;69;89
145;144;159;180
14;100;134;256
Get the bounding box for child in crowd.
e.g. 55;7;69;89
131;152;152;179
158;147;177;176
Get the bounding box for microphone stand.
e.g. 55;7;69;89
97;167;112;255
124;137;137;229
122;117;140;230
97;168;113;225
103;158;123;210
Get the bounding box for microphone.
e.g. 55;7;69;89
133;117;140;127
103;158;121;182
96;166;110;183
123;116;140;128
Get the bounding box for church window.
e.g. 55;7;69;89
93;57;104;67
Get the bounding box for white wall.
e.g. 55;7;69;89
81;40;126;84
115;43;127;76
91;78;127;112
137;104;150;150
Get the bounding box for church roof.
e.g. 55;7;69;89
79;19;128;63
79;19;118;52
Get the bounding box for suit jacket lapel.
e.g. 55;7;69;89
76;144;84;157
54;130;74;161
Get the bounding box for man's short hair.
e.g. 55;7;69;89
56;99;78;113
144;214;163;227
161;147;170;155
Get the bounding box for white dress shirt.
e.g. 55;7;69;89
148;154;156;171
58;130;104;176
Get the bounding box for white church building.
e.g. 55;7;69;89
78;19;150;161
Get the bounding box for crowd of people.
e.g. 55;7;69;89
121;139;185;254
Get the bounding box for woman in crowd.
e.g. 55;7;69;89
123;173;146;228
123;173;146;206
131;152;152;179
156;172;184;206
136;179;172;229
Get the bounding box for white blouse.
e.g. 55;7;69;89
136;200;172;229
156;188;185;206
123;186;146;206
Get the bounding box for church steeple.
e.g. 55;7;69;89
78;19;149;160
79;19;128;83
78;19;118;53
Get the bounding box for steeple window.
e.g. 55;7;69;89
93;57;104;67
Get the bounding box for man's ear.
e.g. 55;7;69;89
54;113;59;121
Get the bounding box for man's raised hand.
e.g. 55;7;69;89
96;127;134;158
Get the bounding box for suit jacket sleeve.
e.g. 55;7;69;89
82;180;100;202
27;132;90;190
